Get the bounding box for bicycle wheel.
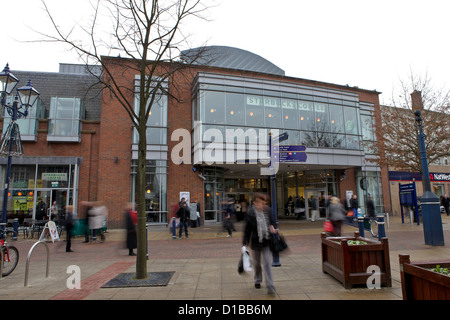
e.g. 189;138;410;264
2;245;19;276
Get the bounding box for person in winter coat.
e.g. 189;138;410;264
65;205;74;252
176;201;190;239
328;196;346;236
125;203;137;256
89;201;108;242
242;193;278;295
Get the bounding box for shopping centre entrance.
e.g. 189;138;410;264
202;166;338;223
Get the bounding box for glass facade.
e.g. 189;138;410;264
194;85;362;151
132;80;169;224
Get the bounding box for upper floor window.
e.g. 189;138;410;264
47;97;85;142
3;96;45;142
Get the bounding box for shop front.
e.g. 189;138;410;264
0;157;79;224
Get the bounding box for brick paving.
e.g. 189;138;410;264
1;215;450;301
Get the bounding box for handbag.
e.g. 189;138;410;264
324;220;334;232
269;233;288;253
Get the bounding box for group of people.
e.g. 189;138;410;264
64;201;109;253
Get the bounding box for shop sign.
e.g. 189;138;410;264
430;173;450;181
42;173;67;181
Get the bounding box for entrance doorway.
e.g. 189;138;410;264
36;189;67;223
305;189;327;220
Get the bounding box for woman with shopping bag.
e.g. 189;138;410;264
242;193;278;295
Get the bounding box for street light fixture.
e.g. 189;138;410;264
0;63;40;227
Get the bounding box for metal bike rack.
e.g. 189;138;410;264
24;240;50;287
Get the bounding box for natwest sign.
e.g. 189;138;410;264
430;173;450;181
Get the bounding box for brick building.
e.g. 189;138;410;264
0;46;391;228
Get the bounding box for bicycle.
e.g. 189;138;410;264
0;225;19;277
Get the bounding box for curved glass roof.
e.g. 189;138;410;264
180;46;285;76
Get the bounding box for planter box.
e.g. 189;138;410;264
399;254;450;300
321;231;392;289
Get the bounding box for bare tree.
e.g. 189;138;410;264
377;72;450;173
39;0;212;279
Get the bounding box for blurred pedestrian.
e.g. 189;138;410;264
328;197;346;236
176;201;190;239
242;193;278;295
89;201;108;242
65;205;74;252
125;203;137;256
442;194;450;216
366;194;376;218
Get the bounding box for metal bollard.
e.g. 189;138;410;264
357;217;365;237
12;218;18;241
377;215;386;239
172;217;176;239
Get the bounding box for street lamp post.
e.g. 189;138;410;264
0;64;40;229
414;109;445;246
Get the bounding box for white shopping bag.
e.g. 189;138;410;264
241;246;253;272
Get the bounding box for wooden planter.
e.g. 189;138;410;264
321;231;392;289
399;254;450;300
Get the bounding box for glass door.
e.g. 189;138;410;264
305;189;327;220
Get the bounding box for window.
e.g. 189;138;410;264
3;96;44;141
133;92;168;145
48;97;84;142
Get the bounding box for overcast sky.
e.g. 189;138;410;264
1;0;449;104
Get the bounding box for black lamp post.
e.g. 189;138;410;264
0;64;40;228
414;109;445;246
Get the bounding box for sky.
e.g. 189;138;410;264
1;0;449;104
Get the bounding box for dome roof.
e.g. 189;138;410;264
180;46;285;76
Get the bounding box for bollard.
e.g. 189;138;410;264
12;218;18;241
377;215;386;239
172;217;176;239
357;217;365;237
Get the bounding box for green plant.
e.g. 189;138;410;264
347;240;368;245
430;265;450;276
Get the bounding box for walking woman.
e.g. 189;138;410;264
242;193;278;295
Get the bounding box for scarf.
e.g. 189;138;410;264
255;208;270;243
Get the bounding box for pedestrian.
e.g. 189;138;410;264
350;194;359;216
176;201;190;239
310;195;319;222
366;194;376;218
242;193;278;295
36;198;46;220
222;197;235;237
328;197;346;236
125;203;137;256
65;205;74;252
80;201;93;243
50;201;58;221
442;194;450;216
89;201;108;242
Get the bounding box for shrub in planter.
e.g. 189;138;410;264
399;254;450;300
321;231;392;289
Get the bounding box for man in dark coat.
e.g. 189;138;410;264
176;201;190;239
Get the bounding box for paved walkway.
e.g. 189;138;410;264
1;213;450;301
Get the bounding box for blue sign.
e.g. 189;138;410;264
272;132;289;143
272;146;307;163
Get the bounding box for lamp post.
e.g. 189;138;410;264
414;109;445;246
0;64;40;229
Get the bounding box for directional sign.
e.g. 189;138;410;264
278;145;306;152
278;151;307;163
272;132;289;144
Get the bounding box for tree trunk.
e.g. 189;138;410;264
135;122;147;279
